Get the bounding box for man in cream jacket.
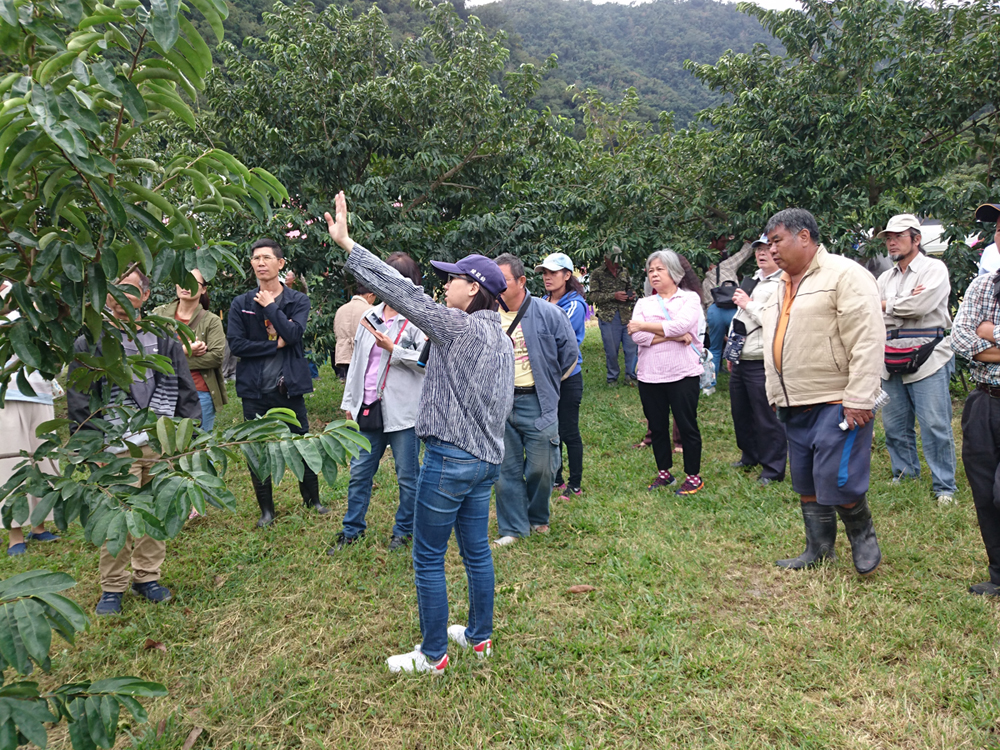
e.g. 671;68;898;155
760;208;886;575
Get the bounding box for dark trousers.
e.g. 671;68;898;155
961;389;1000;585
555;372;584;488
242;392;318;503
638;376;701;476
730;359;787;480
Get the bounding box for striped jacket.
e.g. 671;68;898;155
68;331;201;432
346;243;514;464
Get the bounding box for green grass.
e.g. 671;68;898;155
7;326;1000;749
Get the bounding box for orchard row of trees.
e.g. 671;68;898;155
0;0;997;744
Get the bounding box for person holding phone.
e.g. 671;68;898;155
331;253;428;553
324;192;513;675
153;268;227;433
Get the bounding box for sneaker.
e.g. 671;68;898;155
6;543;26;557
558;487;582;501
327;531;363;555
95;591;123;615
647;471;676;490
386;645;448;674
388;534;411;552
132;580;172;603
188;508;201;520
447;624;492;657
530;524;550;534
969;581;1000;597
937;494;956;506
553;481;566;491
492;535;518;548
676;475;705;495
26;531;59;542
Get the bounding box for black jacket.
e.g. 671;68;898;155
67;331;201;431
227;285;313;398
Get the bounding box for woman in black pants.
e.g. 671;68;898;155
537;253;587;500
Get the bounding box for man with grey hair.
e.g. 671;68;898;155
492;254;579;547
760;208;886;575
876;214;956;505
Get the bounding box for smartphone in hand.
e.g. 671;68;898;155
362;309;388;334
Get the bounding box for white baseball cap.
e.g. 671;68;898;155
534;253;574;273
750;234;770;250
876;214;921;238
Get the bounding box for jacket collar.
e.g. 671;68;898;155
890;249;929;276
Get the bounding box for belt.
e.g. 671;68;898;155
886;327;947;341
513;386;536;395
977;383;1000;398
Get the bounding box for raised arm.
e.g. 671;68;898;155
325;194;469;347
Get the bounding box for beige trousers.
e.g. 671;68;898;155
0;400;58;530
98;445;166;592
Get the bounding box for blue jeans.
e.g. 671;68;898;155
881;360;957;495
706;303;737;375
495;392;559;537
197;391;215;432
342;427;420;539
412;438;499;661
598;311;638;382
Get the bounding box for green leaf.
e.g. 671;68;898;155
148;0;180;51
0;0;17;26
150;246;175;283
194;244;217;280
9;319;43;369
61;243;84;282
91;60;123;97
295;438;325;475
155;417;175;453
4;696;50;748
280;440;305;482
186;0;224;42
11;599;51;666
117;76;147;123
267;442;284;485
175;417;193;451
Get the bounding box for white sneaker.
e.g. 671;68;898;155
447;624;493;657
937;494;956;506
386;644;448;674
492;535;518;547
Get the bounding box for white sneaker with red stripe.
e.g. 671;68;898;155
447;624;493;657
386;644;448;674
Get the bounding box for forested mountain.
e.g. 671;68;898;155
216;0;775;127
471;0;776;125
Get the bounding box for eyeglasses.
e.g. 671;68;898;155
448;273;473;284
252;255;278;263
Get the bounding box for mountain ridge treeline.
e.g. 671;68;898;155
214;0;776;127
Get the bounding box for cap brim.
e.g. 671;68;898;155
534;263;570;273
976;204;1000;223
751;241;767;249
429;259;464;280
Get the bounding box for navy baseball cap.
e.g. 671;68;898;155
975;204;1000;223
430;255;508;298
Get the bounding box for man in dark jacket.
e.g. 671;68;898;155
227;238;328;527
492;254;579;546
67;269;201;616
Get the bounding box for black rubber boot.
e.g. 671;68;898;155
300;468;329;515
776;501;837;570
250;472;275;528
835;497;882;575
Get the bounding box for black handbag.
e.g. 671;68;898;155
710;280;739;308
356;399;384;431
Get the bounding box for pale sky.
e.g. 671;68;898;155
468;0;803;9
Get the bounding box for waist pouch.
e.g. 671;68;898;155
356;399;383;432
884;339;941;375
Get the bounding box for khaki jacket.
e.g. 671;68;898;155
334;296;372;366
730;267;783;360
153;301;229;411
761;246;885;410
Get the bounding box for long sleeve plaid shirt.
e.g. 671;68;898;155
952;273;1000;385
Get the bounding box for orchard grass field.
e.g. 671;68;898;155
7;327;1000;749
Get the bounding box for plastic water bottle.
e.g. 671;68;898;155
839;390;890;431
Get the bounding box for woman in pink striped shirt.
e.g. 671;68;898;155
628;250;705;495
